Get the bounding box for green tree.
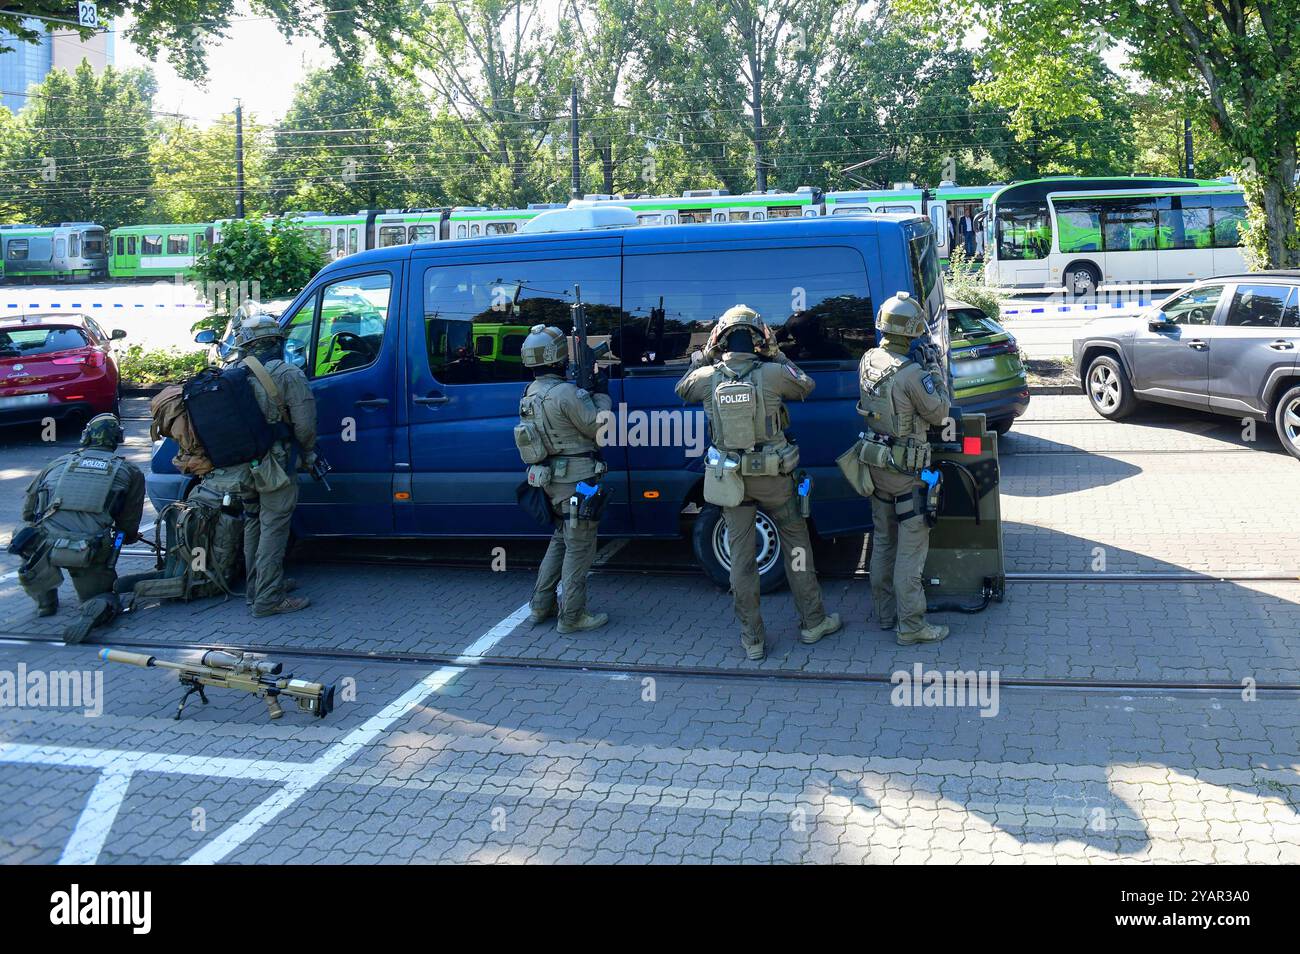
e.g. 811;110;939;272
149;114;270;223
904;0;1300;266
194;218;325;303
0;62;157;227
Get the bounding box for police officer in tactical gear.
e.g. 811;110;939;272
16;413;144;643
858;292;952;645
203;312;318;617
676;305;841;661
517;323;613;633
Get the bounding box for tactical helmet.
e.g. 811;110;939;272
236;312;285;348
521;324;567;368
875;292;928;338
80;413;124;450
712;304;769;354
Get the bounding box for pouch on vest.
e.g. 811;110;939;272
859;433;892;468
711;367;764;452
702;447;745;507
48;534;101;569
836;439;875;498
182;364;281;468
526;463;552;487
515;386;557;465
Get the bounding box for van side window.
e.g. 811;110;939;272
622;246;873;369
422;257;622;384
313;273;391;376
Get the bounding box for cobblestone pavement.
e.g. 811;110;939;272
0;395;1296;863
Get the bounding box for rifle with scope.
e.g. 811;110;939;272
100;648;335;721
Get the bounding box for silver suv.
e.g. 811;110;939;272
1073;271;1300;459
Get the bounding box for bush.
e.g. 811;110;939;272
193;218;326;306
944;245;1002;320
117;345;208;386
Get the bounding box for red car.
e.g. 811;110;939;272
0;314;126;427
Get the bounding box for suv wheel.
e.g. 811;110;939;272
1275;385;1300;460
1085;355;1138;419
691;504;787;594
1064;263;1101;297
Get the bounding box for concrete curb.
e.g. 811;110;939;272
1028;384;1083;395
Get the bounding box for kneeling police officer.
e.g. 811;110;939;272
516;323;612;633
14;413;144;642
675;305;841;660
857;292;951;645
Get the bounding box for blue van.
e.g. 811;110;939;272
148;213;947;590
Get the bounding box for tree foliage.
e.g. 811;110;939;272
193;218;325;302
149;114;270;223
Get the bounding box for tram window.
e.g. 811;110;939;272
115;237;124;256
622;246;873;369
196;233;208;252
142;234;163;255
127;237;136;256
665;214;677;224
678;211;710;224
7;240;27;260
82;231;103;255
335;229;345;257
456;224;467;239
471;224;481;236
349;227;359;255
712;212;727;222
729;211;750;222
56;238;66;258
767;206;802;219
753;211;766;221
70;234;81;257
413;225;438;242
485;222;517;236
167;234;190;255
379;225;406;248
637;214;662;225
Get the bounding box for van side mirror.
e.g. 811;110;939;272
194;329;216;344
110;328;127;340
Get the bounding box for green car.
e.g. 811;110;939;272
948;298;1029;434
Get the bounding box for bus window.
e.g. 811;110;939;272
1158;201;1211;249
622;246;873;368
7;240;27;260
167;234;190;255
1210;195;1247;248
1054;199;1102;252
380;225;406;248
1100;198;1158;252
996;208;1049;260
142;235;163;255
485;222;517;236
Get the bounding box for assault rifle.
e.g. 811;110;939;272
100;648;335;721
569;284;609;393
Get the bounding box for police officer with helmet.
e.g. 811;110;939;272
675;305;841;661
202;311;318;617
516;323;612;633
14;413;144;642
857;291;952;645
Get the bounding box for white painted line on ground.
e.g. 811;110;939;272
183;601;532;865
58;768;133;865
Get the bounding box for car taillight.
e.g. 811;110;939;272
54;352;105;367
86;351;106;368
52;356;85;365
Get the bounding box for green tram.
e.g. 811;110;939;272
108;223;213;280
0;223;107;282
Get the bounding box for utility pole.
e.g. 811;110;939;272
1183;117;1195;178
752;69;766;193
570;82;581;200
234;100;246;219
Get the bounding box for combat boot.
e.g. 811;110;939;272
528;603;557;626
36;592;58;618
556;611;608;634
896;623;949;646
741;632;766;661
63;593;120;645
252;596;311;618
799;612;842;645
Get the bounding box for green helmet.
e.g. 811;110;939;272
875;292;928;338
236;312;284;348
81;413;124;450
521;324;567;368
712;304;769;353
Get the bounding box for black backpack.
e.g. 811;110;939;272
182;363;279;468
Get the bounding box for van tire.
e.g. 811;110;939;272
692;504;787;594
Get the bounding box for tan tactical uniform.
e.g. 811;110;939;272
676;351;831;649
203;355;317;614
524;373;612;626
859;346;950;634
19;449;144;606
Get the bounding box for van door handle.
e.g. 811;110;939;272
354;397;389;409
1186;339;1208;350
413;392;450;406
1269;339;1295;350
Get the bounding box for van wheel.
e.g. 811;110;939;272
1064;263;1101;297
692;504;787;594
1274;385;1300;461
989;418;1014;436
1085;355;1138;419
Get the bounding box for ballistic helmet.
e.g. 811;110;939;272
714;304;769;354
521;324;567;368
875;292;927;338
236;312;285;348
81;413;124;450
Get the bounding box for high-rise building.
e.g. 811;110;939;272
0;18;115;114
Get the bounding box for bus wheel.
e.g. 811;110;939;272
1064;263;1101;298
692;504;787;594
